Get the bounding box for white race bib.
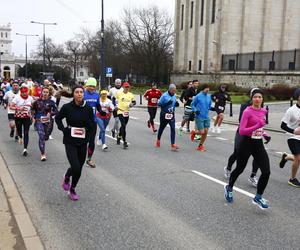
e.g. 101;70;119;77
251;128;263;139
165;113;173;120
151;98;158;103
40;116;50;123
71;127;86;138
218;106;224;111
123;111;129;117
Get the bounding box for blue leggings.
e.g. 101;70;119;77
96;117;110;144
36;121;52;154
157;113;176;145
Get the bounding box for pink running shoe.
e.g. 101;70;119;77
61;175;70;191
68;189;80;201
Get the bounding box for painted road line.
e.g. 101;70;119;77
130;116;140;120
215;137;228;141
105;134;131;145
276;151;284;155
191;170;255;199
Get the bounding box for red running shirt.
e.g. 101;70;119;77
144;89;162;107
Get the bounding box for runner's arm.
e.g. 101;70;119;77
281;122;294;134
55;105;67;131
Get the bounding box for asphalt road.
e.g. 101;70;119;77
0;102;299;250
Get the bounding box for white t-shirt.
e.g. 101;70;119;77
3;90;19;114
12;95;34;118
109;87;124;98
100;99;114;113
282;104;300;140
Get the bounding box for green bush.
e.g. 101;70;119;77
264;84;296;100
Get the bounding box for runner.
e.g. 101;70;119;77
178;81;196;135
83;77;101;167
0;86;4;106
190;84;212;152
224;88;271;187
224;89;271;209
29;81;42;100
55;85;94;201
3;82;19;140
31;87;58;161
96;90;114;150
156;84;179;151
280;88;300;187
143;83;162;133
109;79;124;138
115;82;136;149
10;86;34;156
211;85;231;133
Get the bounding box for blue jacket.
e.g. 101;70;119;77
84;90;100;122
191;92;212;119
158;91;177;114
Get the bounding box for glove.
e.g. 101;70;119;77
100;111;107;116
195;111;200;116
175;101;179;107
264;135;271;144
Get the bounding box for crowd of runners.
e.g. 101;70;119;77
0;77;299;206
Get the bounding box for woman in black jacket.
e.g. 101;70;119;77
55;85;94;201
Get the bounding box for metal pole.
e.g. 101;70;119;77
43;24;46;76
25;36;28;78
290;97;293;107
230;101;233;117
100;0;106;89
266;105;269;124
0;52;2;79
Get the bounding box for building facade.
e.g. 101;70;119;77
172;0;300;87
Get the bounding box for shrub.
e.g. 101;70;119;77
265;84;296;100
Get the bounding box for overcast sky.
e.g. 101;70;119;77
0;0;174;56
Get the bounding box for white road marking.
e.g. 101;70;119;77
276;151;284;155
215;137;228;141
130;116;140;120
191;170;255;199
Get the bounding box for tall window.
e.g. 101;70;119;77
5;32;7;38
188;61;192;71
181;4;184;30
0;32;2;38
200;0;204;26
198;60;202;71
212;0;216;23
190;1;194;28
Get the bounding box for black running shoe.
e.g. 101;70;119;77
10;130;14;138
123;141;128;149
117;136;121;145
22;149;28;157
288;178;300;188
15;136;19;141
279;153;288;169
111;130;115;138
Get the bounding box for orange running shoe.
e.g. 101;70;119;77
190;130;196;141
171;144;179;151
196;145;206;152
156;140;161;148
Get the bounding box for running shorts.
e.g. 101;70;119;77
288;138;300;155
8;114;15;121
195;118;210;130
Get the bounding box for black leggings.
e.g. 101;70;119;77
65;143;87;189
148;107;157;125
227;131;259;175
118;114;129;142
15;118;31;149
229;137;270;195
157;113;176;145
87;122;97;159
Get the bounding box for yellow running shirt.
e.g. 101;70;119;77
116;91;135;116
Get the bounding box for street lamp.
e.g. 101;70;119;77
16;33;39;78
0;51;3;79
30;21;57;78
100;0;106;89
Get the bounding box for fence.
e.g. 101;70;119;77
221;49;300;72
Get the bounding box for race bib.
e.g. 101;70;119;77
165;113;173;120
40;116;50;123
218;106;224;111
251;128;263;139
71;127;86;139
151;98;158;103
123;111;129;117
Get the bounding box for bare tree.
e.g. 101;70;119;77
65;40;82;81
36;38;64;67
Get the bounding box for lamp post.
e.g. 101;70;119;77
0;51;3;79
100;0;106;89
30;21;57;78
16;33;38;78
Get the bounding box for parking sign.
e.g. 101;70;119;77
106;67;113;77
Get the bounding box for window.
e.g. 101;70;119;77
5;32;7;38
190;1;194;28
80;72;84;76
289;62;295;70
181;4;184;30
188;61;192;71
0;32;2;38
198;60;202;71
212;0;216;24
200;0;204;26
229;60;235;70
269;61;275;71
249;60;255;71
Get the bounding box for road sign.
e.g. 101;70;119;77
106;67;113;78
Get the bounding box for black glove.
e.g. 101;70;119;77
63;127;70;135
175;101;179;107
264;135;271;144
100;111;107;116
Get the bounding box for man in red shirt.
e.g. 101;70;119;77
144;83;162;132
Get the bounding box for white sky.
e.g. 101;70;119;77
0;0;174;56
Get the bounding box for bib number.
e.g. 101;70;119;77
251;128;263;139
165;113;173;120
41;116;50;123
218;106;224;111
71;127;86;138
151;98;158;103
123;112;129;117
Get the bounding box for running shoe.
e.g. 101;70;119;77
186;129;191;133
41;155;47;161
178;127;183;136
18;138;23;145
171;144;179;151
86;160;96;168
156;140;160;148
196;145;206;152
224;167;231;179
68;188;79;201
216;127;221;134
248;176;258;187
10;129;14;138
211;126;216;133
190;130;196;141
61;175;70;191
153;128;157;133
96;140;101;146
123;142;128;149
49;135;54;140
117;136;121;145
102;144;108;150
288;178;300;188
252;195;269;210
111;130;116;138
195;135;201;141
224;185;233;203
15;136;19;142
147;120;151;128
22;149;28;157
279;153;288;169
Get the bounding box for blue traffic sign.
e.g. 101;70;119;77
106;67;113;77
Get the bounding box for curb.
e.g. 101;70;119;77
0;153;44;250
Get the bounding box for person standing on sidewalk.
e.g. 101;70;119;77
280;88;300;187
190;84;212;152
55;85;94;201
156;84;179;151
143;83;162;133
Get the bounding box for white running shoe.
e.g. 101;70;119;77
22;149;28;157
102;144;108;150
216;127;221;134
49;135;54;140
96;140;101;146
224;167;231;179
211;126;216;133
248;176;258;187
